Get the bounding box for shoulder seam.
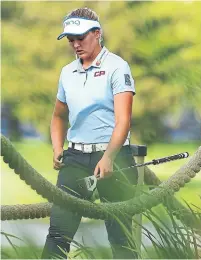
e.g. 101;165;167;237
62;59;77;71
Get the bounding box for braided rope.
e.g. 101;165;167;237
1;135;201;227
1;167;200;232
1;203;51;220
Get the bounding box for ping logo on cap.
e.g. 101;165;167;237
64;20;80;27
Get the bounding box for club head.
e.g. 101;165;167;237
77;176;98;198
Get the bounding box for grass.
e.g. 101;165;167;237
1;202;200;259
1;231;43;259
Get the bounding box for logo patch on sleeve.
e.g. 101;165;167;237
124;74;131;86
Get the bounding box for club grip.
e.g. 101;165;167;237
152;152;189;165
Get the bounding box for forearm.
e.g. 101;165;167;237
51;116;68;151
104;121;130;160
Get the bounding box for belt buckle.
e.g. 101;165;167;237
92;144;96;152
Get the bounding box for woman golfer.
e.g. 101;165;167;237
42;7;138;259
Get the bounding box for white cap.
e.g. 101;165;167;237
57;17;101;40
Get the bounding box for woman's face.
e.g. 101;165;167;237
67;30;101;61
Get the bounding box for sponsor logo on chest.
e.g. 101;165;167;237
94;71;105;77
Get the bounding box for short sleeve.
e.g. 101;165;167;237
111;62;135;95
56;69;67;103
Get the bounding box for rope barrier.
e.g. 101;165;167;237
1;134;201;230
1;203;51;220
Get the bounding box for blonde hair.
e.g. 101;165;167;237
65;7;99;21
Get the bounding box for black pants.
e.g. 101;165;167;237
42;145;138;259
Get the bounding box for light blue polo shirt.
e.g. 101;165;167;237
57;46;135;144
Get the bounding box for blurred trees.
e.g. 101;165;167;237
1;1;201;143
1;1;24;20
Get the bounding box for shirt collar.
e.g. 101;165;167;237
91;46;109;68
73;46;109;73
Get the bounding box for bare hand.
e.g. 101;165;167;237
94;155;113;179
53;148;65;170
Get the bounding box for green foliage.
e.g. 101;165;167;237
1;203;200;259
142;207;200;259
1;2;201;142
1;232;42;259
1;2;24;20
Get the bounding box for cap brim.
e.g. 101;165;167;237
57;33;68;40
57;27;100;40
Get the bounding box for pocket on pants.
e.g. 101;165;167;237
114;146;138;185
62;148;76;166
